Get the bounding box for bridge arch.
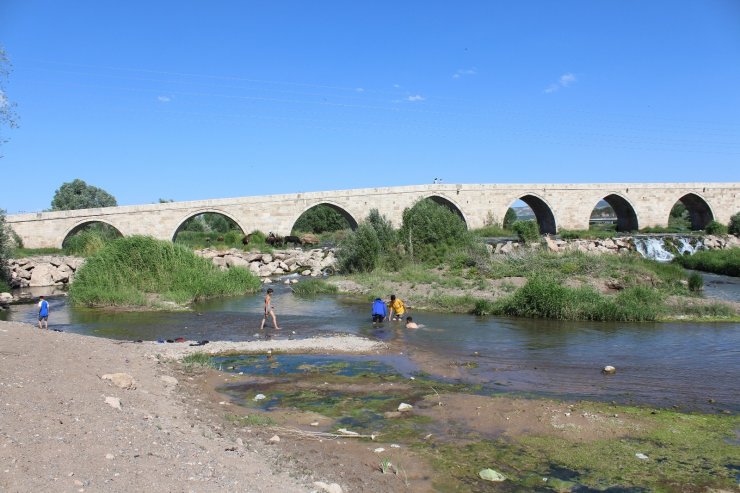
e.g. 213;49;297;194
290;201;359;233
673;193;714;230
424;194;468;228
60;219;124;248
507;194;557;235
591;193;639;232
170;209;247;241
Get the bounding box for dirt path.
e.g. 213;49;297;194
0;321;323;493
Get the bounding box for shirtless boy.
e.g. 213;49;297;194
259;288;280;330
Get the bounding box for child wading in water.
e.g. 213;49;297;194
259;288;281;330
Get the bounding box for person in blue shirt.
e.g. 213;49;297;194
371;297;387;323
37;296;50;330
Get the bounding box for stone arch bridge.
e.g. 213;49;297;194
6;182;739;249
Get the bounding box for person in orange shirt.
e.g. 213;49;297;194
388;294;406;321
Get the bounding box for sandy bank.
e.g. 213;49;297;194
147;335;387;360
0;321;352;492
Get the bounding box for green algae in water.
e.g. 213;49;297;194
415;406;740;492
212;354;403;377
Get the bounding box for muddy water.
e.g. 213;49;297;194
3;283;739;411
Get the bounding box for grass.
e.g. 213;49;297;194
489;276;665;321
224;412;276;427
291;278;338;296
672;248;740;277
419;402;740;492
471;224;514;237
558;229;618;240
69;235;261;307
181;352;217;372
11;247;65;257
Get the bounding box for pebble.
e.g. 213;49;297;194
374;447;385;453
105;454;114;460
269;435;280;443
254;394;266;401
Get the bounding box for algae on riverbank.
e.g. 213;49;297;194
69;236;261;308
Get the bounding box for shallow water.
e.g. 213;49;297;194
3;283;739;411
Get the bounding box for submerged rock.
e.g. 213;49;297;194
479;468;506;482
602;365;617;374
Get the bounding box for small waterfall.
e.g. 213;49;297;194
633;236;704;262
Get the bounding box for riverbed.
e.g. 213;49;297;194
3;282;739;413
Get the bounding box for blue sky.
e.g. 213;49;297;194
1;0;739;214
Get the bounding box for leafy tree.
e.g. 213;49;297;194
51;179;117;211
293;204;351;234
0;47;19;154
0;209;13;290
399;198;467;262
337;223;381;273
365;209;396;252
503;208;518;229
513;220;540;243
729;212;740;235
704;220;727;235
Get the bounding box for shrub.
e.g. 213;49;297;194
672;248;740;277
729;212;740;235
492;276;663;321
0;209;13;290
366;209;396;252
63;223;122;256
69;236;261;307
337;223;381;273
687;272;703;292
704;220;727;235
293;204;352;234
291;279;338;296
399;199;468;262
512;220;540;244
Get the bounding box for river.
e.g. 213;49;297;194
3;278;738;413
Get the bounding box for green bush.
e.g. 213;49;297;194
63;223;122;257
293;204;352;234
69;236;261;307
491;276;663;321
399;199;468;262
559;229;616;240
704;220;727;235
0;209;12;290
729;212;740;235
672;248;740;277
366;209;396;252
512;220;540;244
291;279;338;296
687;272;703;292
337;223;381;273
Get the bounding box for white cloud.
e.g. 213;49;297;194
559;73;576;87
355;87;365;93
157;95;172;103
544;72;577;93
453;68;477;79
393;84;400;88
407;95;425;102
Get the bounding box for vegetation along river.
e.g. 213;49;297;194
3;280;738;414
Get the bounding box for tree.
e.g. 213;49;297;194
365;209;396;252
399;198;467;262
337;223;381;273
0;209;13;289
51;179;117;211
0;47;19;155
729;212;740;236
503;208;518;229
292;204;351;234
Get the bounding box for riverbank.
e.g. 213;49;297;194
329;250;740;321
2;321;738;492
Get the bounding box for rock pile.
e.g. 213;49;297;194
490;234;740;256
194;247;337;280
6;255;85;288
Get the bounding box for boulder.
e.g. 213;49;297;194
160;375;179;386
500;241;513;254
301;269;312;276
261;254;273;264
248;262;261;275
224;255;249;268
602;365;617;374
544;236;559;252
29;264;55;287
101;373;137;390
212;257;227;269
0;292;12;305
104;396;122;410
